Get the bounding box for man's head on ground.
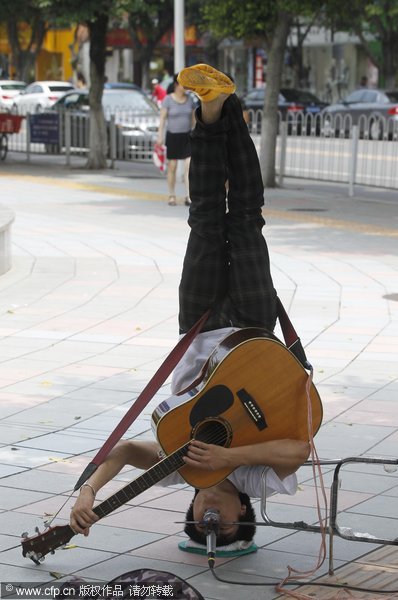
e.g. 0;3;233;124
184;487;256;546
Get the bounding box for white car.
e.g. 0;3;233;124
12;80;75;114
0;80;27;111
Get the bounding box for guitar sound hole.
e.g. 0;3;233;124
193;418;232;448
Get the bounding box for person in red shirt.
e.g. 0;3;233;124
151;78;166;106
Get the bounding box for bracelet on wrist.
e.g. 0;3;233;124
80;482;96;498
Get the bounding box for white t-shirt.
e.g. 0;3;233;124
159;465;297;498
171;327;238;394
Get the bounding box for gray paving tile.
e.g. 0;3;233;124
266;529;379;562
186;570;280;600
344;493;397;520
0;488;51;511
0;447;71;469
2;544;117;574
314;422;398;456
0;563;54;583
16;434;104;454
336;510;397;542
1;470;77;494
219;547;346;579
0;463;28;477
75;523;165;553
74;553;206;582
0;534;20;552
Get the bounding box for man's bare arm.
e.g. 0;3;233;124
70;440;160;535
183;439;310;480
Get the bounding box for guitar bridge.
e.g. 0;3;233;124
236;388;267;431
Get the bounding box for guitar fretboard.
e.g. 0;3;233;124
93;443;189;520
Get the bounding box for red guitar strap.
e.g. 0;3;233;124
276;297;312;370
74;308;211;490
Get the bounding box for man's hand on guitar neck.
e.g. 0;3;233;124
183;440;234;472
70;440;161;535
70;486;98;536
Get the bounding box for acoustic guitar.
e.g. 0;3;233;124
21;327;322;564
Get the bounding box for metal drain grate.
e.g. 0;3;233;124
383;293;398;302
287;208;328;212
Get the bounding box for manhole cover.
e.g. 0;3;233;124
383;293;398;302
287;208;328;212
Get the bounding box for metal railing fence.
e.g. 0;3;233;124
248;109;398;194
3;107;398;194
4;106;158;165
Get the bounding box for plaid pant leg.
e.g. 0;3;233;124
223;95;277;330
226;218;277;330
178;113;232;334
225;94;265;213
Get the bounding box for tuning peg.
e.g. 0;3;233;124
26;551;41;566
39;556;45;563
21;532;28;538
50;550;55;555
35;526;41;535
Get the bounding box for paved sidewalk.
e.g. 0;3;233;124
0;158;397;599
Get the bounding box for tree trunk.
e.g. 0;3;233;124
87;13;108;170
7;17;47;82
141;45;156;90
382;38;398;88
259;11;291;188
16;51;37;83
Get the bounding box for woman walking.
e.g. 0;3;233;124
157;74;196;206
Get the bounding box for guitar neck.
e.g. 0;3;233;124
93;443;189;520
21;444;190;563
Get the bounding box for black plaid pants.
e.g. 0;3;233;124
178;94;277;334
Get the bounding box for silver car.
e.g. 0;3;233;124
322;88;398;139
49;88;159;160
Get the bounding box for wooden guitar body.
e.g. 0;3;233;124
152;327;323;489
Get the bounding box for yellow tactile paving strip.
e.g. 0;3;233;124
266;209;398;238
1;171;397;237
280;545;398;599
0;172;165;202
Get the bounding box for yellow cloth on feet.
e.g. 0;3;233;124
177;64;236;102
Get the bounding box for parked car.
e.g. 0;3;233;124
0;80;27;111
322;88;398;139
243;87;328;134
11;81;75;114
47;88;159;160
104;82;143;92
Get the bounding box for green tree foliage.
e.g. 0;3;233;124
127;0;174;89
202;0;319;187
126;0;203;88
326;0;398;87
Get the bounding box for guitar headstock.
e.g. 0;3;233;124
21;525;75;564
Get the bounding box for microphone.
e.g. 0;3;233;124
203;508;220;569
